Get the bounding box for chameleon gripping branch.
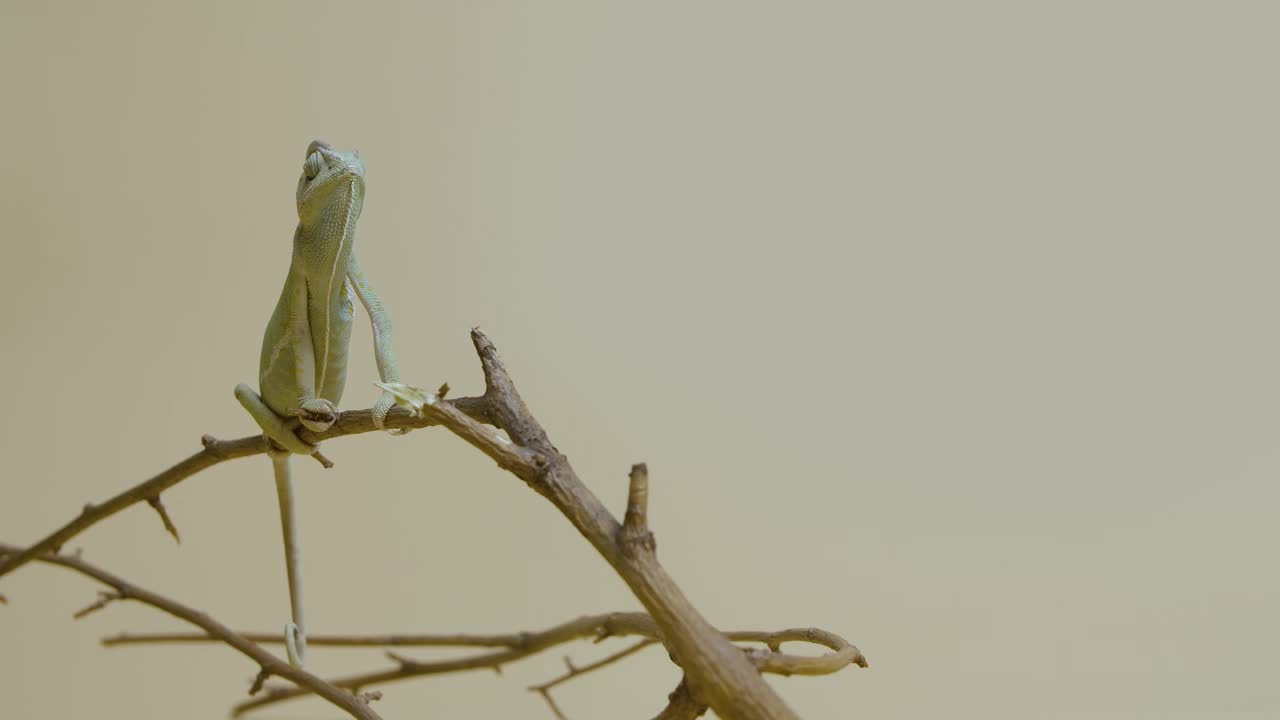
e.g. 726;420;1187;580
0;402;481;583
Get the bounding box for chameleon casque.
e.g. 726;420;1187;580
235;140;405;668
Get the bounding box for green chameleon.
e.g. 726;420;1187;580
234;140;406;668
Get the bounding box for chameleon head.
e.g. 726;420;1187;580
295;140;366;232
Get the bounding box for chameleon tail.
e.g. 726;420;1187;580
271;453;307;668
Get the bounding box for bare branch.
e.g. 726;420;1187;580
73;589;125;619
439;331;804;719
0;397;488;582
396;382;543;475
468;327;550;449
533;686;569;720
537;639;656;692
110;611;862;715
528;639;656;715
105;628;536;648
102;615;866;677
0;542;382;720
230;613;662;715
737;627;870;674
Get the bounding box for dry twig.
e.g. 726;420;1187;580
226;613;663;715
104;611;864;715
528;639;657;717
0;401;487;581
0;542;382;720
432;330;808;719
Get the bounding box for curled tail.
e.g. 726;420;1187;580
271;453;306;668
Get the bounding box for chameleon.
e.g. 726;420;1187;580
234;140;406;668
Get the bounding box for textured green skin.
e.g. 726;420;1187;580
236;140;402;447
233;141;405;667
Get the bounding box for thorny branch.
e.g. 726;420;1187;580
1;329;867;719
529;639;657;719
226;615;666;715
0;398;488;581
102;611;863;716
0;543;382;720
443;330;819;719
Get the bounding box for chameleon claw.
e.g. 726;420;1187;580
284;622;306;669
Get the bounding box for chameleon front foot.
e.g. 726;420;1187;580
294;398;338;433
372;388;409;435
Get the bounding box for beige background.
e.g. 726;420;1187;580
1;2;1277;718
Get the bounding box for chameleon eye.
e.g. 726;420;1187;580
303;152;324;180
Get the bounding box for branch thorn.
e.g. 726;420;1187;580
73;590;123;619
146;495;181;544
385;650;417;669
248;667;270;695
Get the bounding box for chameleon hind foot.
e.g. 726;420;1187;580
235;383;318;456
372;387;409;435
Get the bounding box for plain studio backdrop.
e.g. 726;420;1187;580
1;3;1277;719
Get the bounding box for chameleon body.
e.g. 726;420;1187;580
234;140;404;667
